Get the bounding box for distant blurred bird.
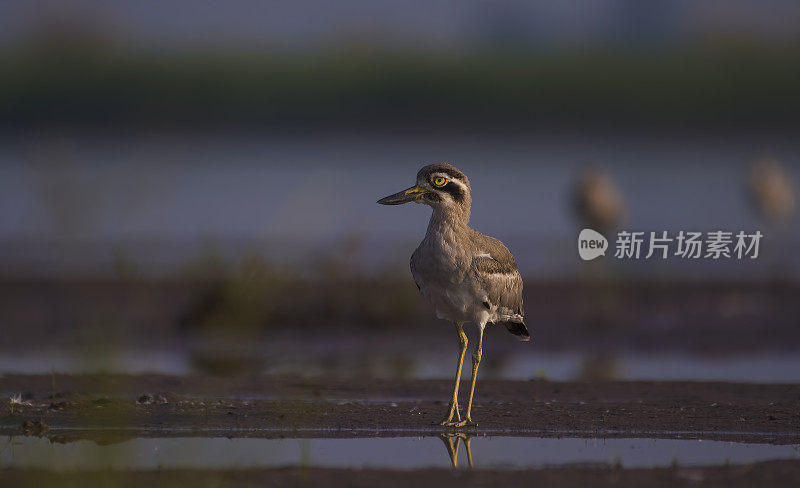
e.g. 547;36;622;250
572;165;625;233
378;163;529;427
747;156;796;225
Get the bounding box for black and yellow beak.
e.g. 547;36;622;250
377;185;428;205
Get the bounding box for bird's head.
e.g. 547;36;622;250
377;163;471;221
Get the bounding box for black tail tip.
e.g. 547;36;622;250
503;321;531;342
515;331;531;342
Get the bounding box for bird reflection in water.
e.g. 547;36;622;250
439;433;474;468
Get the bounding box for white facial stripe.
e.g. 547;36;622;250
430;172;468;192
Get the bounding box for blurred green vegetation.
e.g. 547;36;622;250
2;46;800;128
176;241;421;375
178;242;421;338
180;251;293;337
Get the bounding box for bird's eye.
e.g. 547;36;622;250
433;176;447;187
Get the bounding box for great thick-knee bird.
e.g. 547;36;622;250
378;163;530;427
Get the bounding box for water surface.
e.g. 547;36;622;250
1;435;798;470
2;348;799;383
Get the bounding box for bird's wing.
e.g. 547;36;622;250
470;234;524;321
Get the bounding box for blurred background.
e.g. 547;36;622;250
1;0;799;382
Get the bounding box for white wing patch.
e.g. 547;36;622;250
475;252;493;259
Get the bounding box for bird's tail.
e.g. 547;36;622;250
500;320;531;342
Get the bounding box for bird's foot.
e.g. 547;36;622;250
439;401;461;426
452;418;478;429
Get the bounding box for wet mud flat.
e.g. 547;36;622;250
2;375;799;487
1;375;798;444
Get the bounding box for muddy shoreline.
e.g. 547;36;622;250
2;375;798;444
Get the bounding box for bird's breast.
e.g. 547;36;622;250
411;236;474;323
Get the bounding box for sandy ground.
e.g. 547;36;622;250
1;375;798;444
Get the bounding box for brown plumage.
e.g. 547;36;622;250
573;165;625;233
748;156;796;225
378;162;529;428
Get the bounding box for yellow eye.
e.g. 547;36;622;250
433;176;447;187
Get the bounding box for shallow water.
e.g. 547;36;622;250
1;435;798;471
2;348;800;383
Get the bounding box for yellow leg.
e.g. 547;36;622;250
455;326;483;427
438;434;461;467
439;433;474;468
440;323;467;425
459;434;474;468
